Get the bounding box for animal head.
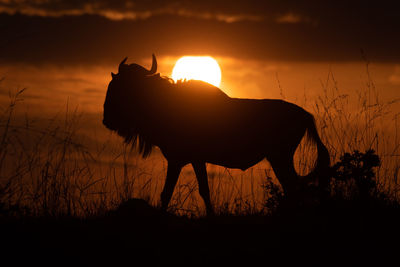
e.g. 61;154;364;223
103;54;160;157
103;54;158;131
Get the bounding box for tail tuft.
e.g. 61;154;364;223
305;113;331;191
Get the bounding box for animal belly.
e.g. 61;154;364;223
157;132;268;170
208;153;265;171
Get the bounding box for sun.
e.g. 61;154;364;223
171;56;222;87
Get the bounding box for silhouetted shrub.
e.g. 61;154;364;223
263;176;284;213
331;149;381;200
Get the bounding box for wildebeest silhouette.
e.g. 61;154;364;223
103;55;330;215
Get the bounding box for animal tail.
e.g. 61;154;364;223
304;112;331;191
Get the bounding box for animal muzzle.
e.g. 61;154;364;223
103;117;117;131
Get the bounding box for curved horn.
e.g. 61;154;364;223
118;57;128;72
149;54;157;74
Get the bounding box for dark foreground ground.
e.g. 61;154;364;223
1;198;400;267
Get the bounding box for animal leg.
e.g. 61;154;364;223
160;161;183;211
192;162;214;215
268;155;299;197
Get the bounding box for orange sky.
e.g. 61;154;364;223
1;58;398;114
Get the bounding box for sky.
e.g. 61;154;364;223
0;0;399;116
1;0;400;65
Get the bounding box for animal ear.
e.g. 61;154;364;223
111;72;116;78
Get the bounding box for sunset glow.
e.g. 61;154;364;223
171;56;222;87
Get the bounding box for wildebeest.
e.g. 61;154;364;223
103;55;330;215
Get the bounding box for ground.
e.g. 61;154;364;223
2;197;400;266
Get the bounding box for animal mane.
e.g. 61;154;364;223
112;72;174;158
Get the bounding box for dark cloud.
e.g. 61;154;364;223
1;0;398;25
0;0;265;22
0;0;399;64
